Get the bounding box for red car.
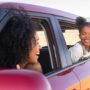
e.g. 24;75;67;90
0;2;90;90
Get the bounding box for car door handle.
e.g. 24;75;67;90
58;68;74;76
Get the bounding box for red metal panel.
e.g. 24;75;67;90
0;70;51;90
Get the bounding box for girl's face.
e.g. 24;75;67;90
28;32;41;64
79;26;90;48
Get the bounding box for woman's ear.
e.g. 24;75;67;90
16;64;21;70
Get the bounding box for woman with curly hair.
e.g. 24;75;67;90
0;9;42;73
69;17;90;63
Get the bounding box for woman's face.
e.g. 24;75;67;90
79;26;90;48
28;32;41;64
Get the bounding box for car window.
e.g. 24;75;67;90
29;17;59;74
58;19;82;64
0;9;60;75
58;20;77;48
63;30;80;46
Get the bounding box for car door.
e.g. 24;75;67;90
57;16;90;90
0;7;81;90
73;60;90;90
29;14;81;90
48;68;80;90
47;16;81;90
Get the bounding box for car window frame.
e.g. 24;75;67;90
56;16;90;68
27;12;63;74
27;12;76;74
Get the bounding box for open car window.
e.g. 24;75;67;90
0;9;60;75
58;20;78;48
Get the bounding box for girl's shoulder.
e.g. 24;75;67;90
70;41;83;50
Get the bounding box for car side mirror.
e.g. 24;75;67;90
0;69;52;90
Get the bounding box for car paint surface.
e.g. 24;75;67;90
0;70;51;90
48;70;80;90
0;2;77;19
73;60;90;90
0;2;90;90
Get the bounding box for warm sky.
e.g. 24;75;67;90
0;0;90;17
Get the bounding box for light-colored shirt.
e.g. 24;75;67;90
69;42;90;63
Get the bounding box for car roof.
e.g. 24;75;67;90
0;2;77;19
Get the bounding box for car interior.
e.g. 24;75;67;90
59;20;78;49
32;20;53;74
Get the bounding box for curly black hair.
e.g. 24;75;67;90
0;9;38;68
76;16;90;32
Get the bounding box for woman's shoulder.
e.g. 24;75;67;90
74;41;82;46
69;42;84;63
69;42;83;52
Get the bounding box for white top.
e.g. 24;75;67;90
69;42;90;63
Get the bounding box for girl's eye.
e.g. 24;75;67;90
81;32;86;35
81;33;85;35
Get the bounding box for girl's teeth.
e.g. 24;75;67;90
85;40;90;42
